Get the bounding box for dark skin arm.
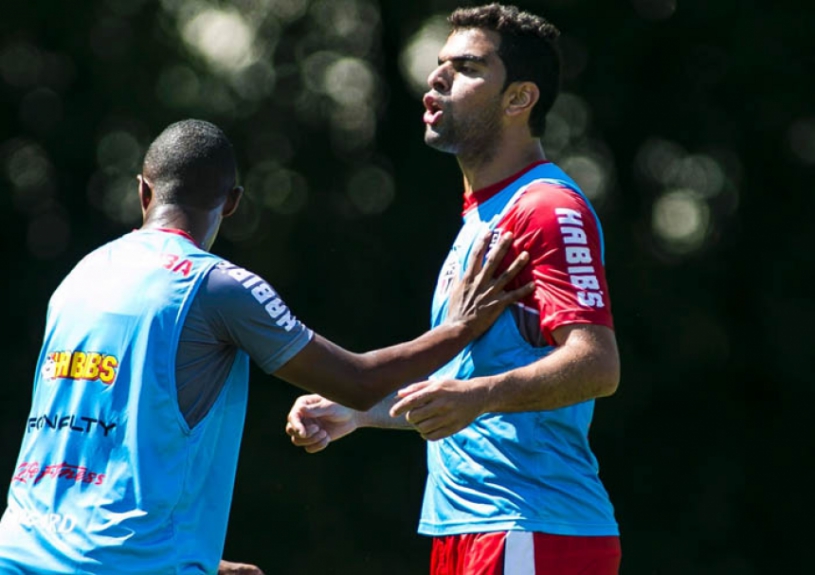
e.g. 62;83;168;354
273;232;533;411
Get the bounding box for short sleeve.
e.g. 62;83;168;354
499;183;613;344
198;261;313;373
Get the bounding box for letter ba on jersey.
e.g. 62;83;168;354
41;351;119;385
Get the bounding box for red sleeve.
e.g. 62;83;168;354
497;182;613;346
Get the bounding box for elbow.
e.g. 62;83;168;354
595;355;620;398
597;373;619;398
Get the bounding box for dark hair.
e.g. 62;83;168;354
142;119;237;209
449;3;561;137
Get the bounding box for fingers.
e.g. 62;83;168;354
396;380;431;398
288;422;330;453
492;250;530;290
289;423;327;445
285;412;307;438
218;560;265;575
286;394;323;437
390;395;428;418
392;381;432;417
406;411;461;441
501;281;535;305
420;424;461;442
302;434;331;454
478;231;515;282
463;230;494;278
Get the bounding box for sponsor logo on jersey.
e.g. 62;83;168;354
5;506;77;533
27;414;117;437
215;261;299;332
41;351;119;385
159;252;193;276
13;461;106;487
555;208;604;308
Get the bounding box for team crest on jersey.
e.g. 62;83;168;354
41;351;119;386
437;254;460;298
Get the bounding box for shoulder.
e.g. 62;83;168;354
515;180;592;215
199;260;279;304
502;181;595;234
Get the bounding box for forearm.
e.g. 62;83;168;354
482;354;616;414
479;328;620;414
356;393;412;430
275;324;474;412
356;321;473;392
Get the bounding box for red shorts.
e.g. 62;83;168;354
430;531;621;575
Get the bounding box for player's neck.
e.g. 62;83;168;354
141;204;221;250
458;137;545;195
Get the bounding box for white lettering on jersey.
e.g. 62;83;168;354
6;506;77;533
217;262;299;331
555;208;604;308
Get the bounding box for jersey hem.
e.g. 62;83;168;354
258;328;314;374
418;518;619;538
543;312;615;335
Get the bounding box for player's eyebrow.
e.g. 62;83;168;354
438;54;489;66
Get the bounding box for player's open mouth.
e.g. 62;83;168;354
423;93;443;126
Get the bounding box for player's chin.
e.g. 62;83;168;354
424;131;453;153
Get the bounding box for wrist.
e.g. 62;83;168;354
353;407;374;429
444;318;476;343
476;376;499;415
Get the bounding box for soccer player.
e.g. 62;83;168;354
286;4;622;574
0;119;534;575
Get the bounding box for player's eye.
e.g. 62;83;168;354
452;61;475;74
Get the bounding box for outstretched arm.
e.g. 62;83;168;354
390;323;620;440
273;232;532;411
285;392;411;454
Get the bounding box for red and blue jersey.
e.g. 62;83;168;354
420;161;618;537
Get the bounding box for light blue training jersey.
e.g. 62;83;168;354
419;163;619;537
0;230;252;574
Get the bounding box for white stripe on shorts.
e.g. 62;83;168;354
504;531;535;575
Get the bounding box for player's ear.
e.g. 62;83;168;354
504;81;540;118
222;186;243;218
137;175;153;214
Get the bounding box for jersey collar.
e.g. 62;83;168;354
462;160;549;215
138;227;201;248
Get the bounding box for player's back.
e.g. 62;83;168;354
0;230;250;574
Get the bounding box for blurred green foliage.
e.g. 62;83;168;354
1;0;814;573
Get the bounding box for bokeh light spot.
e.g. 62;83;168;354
156;65;201;108
246;162;309;215
269;0;310;22
0;43;42;87
560;154;609;203
101;175;141;225
652;189;710;254
324;58;375;105
182;8;258;71
399;16;449;98
788;117;815;164
346;165;395;215
632;0;677;21
3;140;56;213
97;131;143;174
